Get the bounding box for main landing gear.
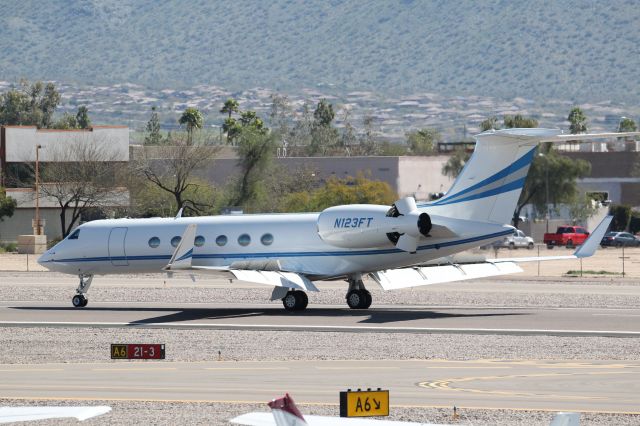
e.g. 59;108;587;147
282;290;308;312
346;275;372;309
72;275;93;308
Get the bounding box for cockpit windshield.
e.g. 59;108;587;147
68;229;80;240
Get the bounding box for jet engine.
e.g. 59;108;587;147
317;197;432;253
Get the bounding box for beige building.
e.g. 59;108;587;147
0;126;130;243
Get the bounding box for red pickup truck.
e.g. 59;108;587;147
543;225;590;249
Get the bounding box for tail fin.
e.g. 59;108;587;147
424;128;561;224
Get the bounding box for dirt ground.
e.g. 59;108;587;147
0;246;638;278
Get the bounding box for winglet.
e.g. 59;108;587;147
573;215;613;258
164;224;197;270
268;393;307;426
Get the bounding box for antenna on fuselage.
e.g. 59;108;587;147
175;208;183;219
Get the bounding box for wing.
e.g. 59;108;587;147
370;215;612;290
0;406;111;423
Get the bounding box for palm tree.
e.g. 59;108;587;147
220;99;239;144
179;107;203;145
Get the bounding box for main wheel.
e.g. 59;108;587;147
361;290;372;309
508;242;515;250
347;290;371;309
282;291;308;311
346;290;362;309
294;291;308;311
72;294;87;308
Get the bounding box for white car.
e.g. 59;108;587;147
486;229;535;250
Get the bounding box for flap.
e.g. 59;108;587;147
369;262;522;290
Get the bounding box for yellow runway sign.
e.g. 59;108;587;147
340;389;389;417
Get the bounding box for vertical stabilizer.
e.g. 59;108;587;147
423;128;561;224
268;393;308;426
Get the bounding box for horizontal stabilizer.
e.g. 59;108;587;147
370;262;522;290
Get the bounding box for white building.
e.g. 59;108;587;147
0;125;130;243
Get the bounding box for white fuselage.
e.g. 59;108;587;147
38;211;512;279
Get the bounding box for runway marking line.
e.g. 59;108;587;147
203;367;289;371
0;368;64;372
1;395;640;415
419;370;633;400
91;368;178;372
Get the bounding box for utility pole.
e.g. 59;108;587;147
34;144;42;235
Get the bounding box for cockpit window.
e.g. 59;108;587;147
68;229;80;240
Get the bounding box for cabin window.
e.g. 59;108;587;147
148;237;161;248
194;235;205;247
68;229;80;240
171;236;182;247
261;233;274;246
216;235;228;246
238;234;251;246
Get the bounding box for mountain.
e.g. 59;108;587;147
1;0;638;103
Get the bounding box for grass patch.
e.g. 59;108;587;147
564;270;622;276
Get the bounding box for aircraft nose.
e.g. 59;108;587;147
37;250;52;266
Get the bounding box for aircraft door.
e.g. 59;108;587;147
108;227;129;266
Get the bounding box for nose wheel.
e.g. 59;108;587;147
72;275;93;308
72;294;88;307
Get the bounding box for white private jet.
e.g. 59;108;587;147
38;128;628;311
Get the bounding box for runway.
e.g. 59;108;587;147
1;359;639;413
1;301;640;337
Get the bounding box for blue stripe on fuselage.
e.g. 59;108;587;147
42;229;513;264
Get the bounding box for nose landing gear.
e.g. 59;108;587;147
72;275;93;308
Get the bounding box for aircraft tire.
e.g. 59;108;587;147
294;291;308;311
72;294;86;308
347;290;370;309
282;291;307;311
362;291;372;309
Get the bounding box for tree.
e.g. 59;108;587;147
618;117;638;133
407;128;440;155
359;115;379;155
133;137;219;216
144;106;163;145
503;114;538;128
51;112;78;129
0;188;17;222
480;116;499;131
308;99;339;155
38;136;126;237
269;94;292;141
179;107;203;145
239;110;266;133
442;147;471;178
76;106;91;129
513;145;591;228
222;117;242;145
313;99;335;127
232;129;277;209
220;98;239;144
280;173;397;213
568;107;588;134
609;204;631;231
0;80;61;128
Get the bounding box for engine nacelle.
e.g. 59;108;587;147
317;198;432;252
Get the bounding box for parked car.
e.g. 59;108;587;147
543;225;589;249
600;231;640;247
482;229;535;250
